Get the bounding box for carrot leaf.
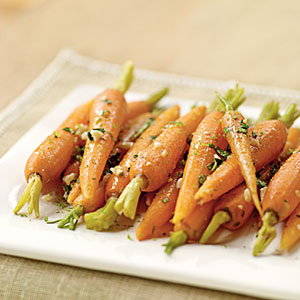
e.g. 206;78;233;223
279;104;300;129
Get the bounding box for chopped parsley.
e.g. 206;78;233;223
150;135;157;141
176;171;183;178
162;197;169;203
102;99;112;104
127;234;133;241
133;154;138;159
257;178;268;189
63;127;75;134
252;132;257;138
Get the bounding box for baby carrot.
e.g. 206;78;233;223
14;100;92;217
253;145;300;255
194;120;288;205
84;105;180;231
125;87;168;121
80;62;132;201
136;161;185;241
201;114;299;244
57;61;133;229
218;94;262;216
281;204;300;251
281;127;300;158
164;202;215;254
115;106;206;220
172;111;228;225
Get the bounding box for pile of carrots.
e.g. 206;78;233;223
14;61;300;256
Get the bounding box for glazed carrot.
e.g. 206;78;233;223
172;111;228;225
84;105;180;231
194;120;288;205
106;105;180;200
281;204;300;251
56;61;133;230
80;61;133;201
253;146;300;255
125;87;168;121
218;95;262;216
164;87;247;254
201;123;300;244
136;161;185;241
115;106;206;220
14;100;92;217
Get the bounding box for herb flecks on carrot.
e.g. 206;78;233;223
85;197;119;231
163;230;188;255
253;211;278;256
57;205;85;230
14;174;42;217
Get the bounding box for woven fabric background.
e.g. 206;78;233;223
1;49;298;300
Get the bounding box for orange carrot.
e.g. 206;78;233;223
84;105;180;231
105;105;180;200
281;204;300;251
220;103;262;216
14;100;92;217
195;120;288;205
253;145;300;255
115;106;206;220
80;88;127;201
172;111;228;225
136;162;185;241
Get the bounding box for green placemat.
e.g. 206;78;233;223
2;48;298;300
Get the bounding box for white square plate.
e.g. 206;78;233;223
1;85;300;300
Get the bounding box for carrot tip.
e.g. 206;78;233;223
200;211;231;244
85;197;118;231
57;205;84;230
14;174;42;218
163;230;188;255
114;176;145;220
253;211;278;256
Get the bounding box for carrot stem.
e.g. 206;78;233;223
14;174;42;218
114;176;145;219
163;230;188;255
146;87;169;110
200;211;231;244
115;60;134;94
85;197;118;231
255;101;280;125
216;92;233;111
57;205;84;230
279;104;300;129
253;210;278;256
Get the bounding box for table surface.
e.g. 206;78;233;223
1;1;300;299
